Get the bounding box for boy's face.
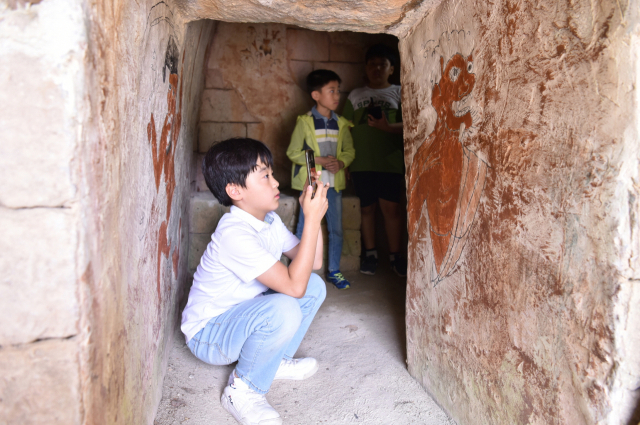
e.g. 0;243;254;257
311;81;341;112
231;160;280;219
365;57;394;86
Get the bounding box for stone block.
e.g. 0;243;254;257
200;89;257;123
329;42;367;63
0;208;78;345
314;62;364;93
0;53;76;208
190;191;228;234
199;123;247;153
205;68;232;89
193;153;209;193
287;28;329;61
289;60;314;90
247;122;265;141
342;229;361;257
342;195;361;230
188;233;212;272
339;255;360;272
274;194;297;231
0;339;81;424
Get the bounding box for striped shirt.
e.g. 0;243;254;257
311;106;339;187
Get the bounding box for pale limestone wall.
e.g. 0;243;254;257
78;2;212;423
400;0;639;424
198;23;397;186
0;1;212;424
0;1;86;423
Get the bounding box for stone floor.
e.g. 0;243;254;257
154;263;455;425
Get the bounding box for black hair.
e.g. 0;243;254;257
306;69;342;95
202;138;274;207
365;44;398;67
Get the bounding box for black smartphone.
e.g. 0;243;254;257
304;149;318;199
367;97;383;120
368;105;383;120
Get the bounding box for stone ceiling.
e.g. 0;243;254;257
175;0;443;36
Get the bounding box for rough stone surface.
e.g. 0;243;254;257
198;123;247;152
342;194;362;230
286;28;329;61
176;0;437;34
342;229;361;257
0;208;78;345
77;4;213;424
200;89;258;123
314;61;364;93
0;0;85;209
401;1;640;424
0;339;81;425
189;233;213;272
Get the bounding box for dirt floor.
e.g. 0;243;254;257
154;263;456;425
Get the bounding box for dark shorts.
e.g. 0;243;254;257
350;171;405;208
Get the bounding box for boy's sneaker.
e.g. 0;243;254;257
326;271;350;289
274;357;319;380
221;375;282;425
391;254;407;277
360;255;378;275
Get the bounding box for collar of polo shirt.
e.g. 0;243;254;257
230;205;274;231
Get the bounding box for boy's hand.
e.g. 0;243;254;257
322;156;344;174
299;179;329;224
367;113;391;132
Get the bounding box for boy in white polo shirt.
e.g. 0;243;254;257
181;138;329;425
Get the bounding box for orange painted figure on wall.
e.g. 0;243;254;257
146;45;184;304
408;52;487;285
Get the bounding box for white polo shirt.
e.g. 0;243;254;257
181;206;300;343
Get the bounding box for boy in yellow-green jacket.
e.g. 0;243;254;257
286;69;355;289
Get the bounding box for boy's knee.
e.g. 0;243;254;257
268;295;303;334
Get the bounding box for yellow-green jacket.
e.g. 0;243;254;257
286;112;355;192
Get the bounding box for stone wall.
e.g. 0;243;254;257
188;192;362;274
400;0;640;424
197;23;398;186
0;0;212;424
0;1;87;423
78;3;212;423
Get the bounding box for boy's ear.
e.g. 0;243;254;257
226;183;243;202
311;90;321;102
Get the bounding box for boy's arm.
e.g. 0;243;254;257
283;227;323;270
367;114;403;134
286;120;308;166
255;183;329;298
337;124;355;168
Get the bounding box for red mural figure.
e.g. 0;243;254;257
408;52;487;286
146;37;183;303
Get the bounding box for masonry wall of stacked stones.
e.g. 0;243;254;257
189;24;400;273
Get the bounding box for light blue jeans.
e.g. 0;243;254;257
296;188;343;272
187;274;326;394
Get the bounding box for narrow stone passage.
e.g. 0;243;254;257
155;266;454;424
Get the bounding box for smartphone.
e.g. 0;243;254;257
367;97;383;120
304;149;318;199
368;105;383;120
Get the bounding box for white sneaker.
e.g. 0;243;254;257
274;357;319;381
220;376;282;425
